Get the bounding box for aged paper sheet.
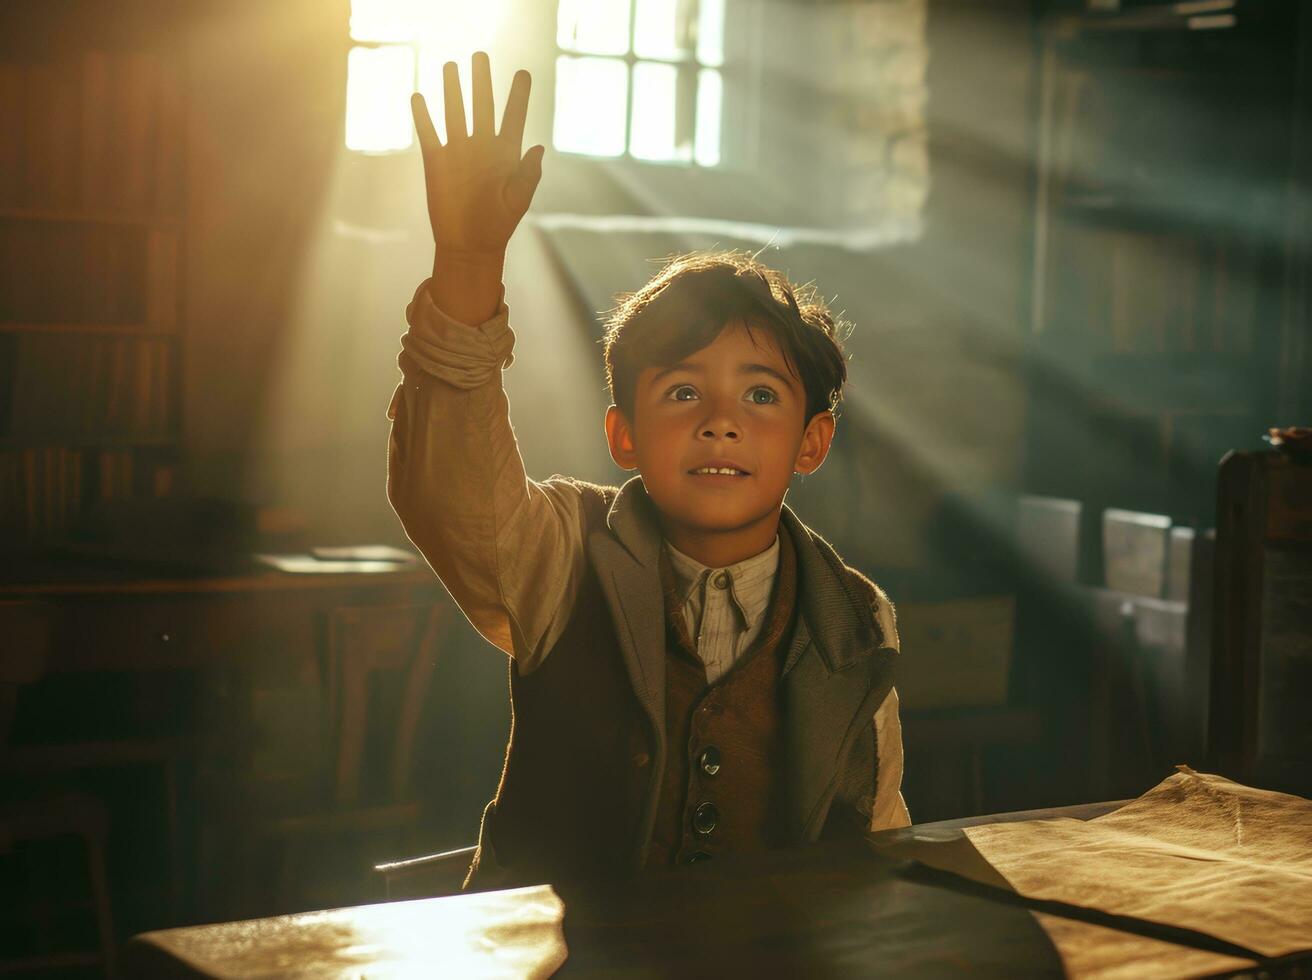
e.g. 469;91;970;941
966;768;1312;960
1030;913;1255;980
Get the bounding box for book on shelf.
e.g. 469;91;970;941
98;448;133;503
1106;229;1201;354
0;444;181;542
22;59;55;211
48;52;81;212
154;338;170;437
2;46;179;219
0;449;17;539
80;48;113;213
0;44;185;545
118;50;158;213
146;228;177;330
1;446;85;541
7;333;174;440
0;60;22;211
155;56;184;216
0;220;144;325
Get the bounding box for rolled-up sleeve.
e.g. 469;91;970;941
870;594;911;831
871;689;911;830
386;280;589;673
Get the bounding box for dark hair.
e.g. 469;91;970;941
602;250;850;425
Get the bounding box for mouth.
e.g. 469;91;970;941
687;466;751;478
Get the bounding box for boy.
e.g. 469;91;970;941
388;53;909;892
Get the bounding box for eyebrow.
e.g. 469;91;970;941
650;362;799;392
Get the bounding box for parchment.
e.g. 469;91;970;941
1030;913;1256;980
965;768;1312;959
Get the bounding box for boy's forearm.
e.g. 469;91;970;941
428;248;506;326
387;281;588;669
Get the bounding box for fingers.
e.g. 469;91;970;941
442;61;467;142
411;92;441;155
504;144;546;215
499;69;532;152
440;55;532;150
472;51;494;138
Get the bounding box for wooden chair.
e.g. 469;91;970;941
1083;510;1215;798
247;602;449;913
1102;508;1172;598
1017;495;1082;585
0;600;116;977
1209;449;1312;795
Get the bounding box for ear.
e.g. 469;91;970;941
604;405;640;471
794;411;836;476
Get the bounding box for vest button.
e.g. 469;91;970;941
698;746;721;776
692;801;718;835
712;571;730;590
683;851;712;864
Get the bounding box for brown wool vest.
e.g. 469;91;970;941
645;528;798;867
466;493;805;890
465;488;649;892
464;484;887;893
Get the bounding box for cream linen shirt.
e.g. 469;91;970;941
664;536;781;686
387;280;910;831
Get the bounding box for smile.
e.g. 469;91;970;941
689;467;749;476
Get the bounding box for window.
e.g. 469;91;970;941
553;0;726;167
342;0;728;163
344;0;509;153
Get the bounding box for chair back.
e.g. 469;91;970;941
1017;495;1082;584
325;603;447;808
1102;508;1171;598
1210;450;1312;794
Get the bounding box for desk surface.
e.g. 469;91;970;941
0;559;438;596
124;803;1129;979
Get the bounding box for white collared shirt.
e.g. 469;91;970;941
664;536;781;685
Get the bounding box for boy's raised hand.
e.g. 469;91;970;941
412;52;545;262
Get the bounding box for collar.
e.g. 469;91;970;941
664;534;780;631
604;476;883;671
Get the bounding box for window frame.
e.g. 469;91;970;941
344;37;423;154
551;0;761;174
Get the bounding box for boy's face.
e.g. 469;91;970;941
605;318;835;565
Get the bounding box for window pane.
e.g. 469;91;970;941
634;0;686;61
696;0;725;66
557;0;632;55
695;67;721;166
553;56;628;157
350;0;415;42
353;0;510;45
345;45;416;152
630;61;685;161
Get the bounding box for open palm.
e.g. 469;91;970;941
412;51;545;258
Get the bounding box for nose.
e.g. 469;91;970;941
698;399;741;441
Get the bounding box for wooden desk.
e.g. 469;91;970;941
123;803;1155;978
1;563;442;673
1;562;449;923
1;562;445;763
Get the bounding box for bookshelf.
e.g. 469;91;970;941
1022;2;1308;573
0;41;186;548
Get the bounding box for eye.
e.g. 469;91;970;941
748;386;778;405
668;384;699;401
